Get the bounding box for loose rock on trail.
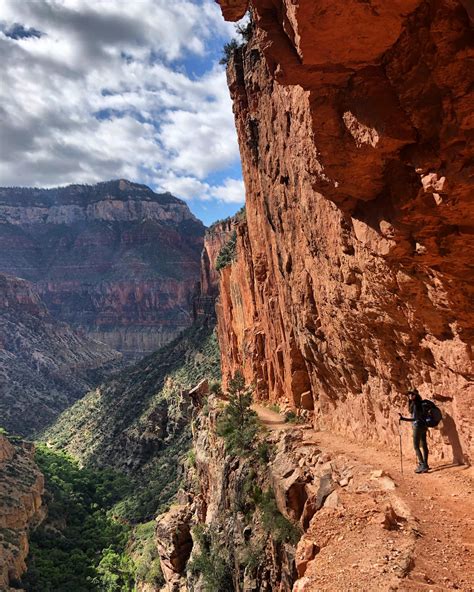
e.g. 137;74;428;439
254;404;474;591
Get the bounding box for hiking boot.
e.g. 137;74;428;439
414;464;425;473
421;463;430;473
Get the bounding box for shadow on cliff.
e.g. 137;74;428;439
437;413;467;468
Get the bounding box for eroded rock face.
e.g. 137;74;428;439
155;400;420;592
193;219;236;321
155;500;194;592
0;179;205;361
215;0;474;463
156;397;301;592
0;435;44;590
0;273;121;436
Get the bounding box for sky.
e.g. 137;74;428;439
0;0;246;226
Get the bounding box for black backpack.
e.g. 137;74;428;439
421;399;442;428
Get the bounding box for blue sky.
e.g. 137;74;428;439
0;0;245;226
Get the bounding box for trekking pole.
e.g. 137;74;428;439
398;420;404;476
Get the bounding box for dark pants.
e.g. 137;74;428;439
413;425;429;466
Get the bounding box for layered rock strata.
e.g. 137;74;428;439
0;434;44;590
0;273;121;436
216;0;474;463
0;179;205;361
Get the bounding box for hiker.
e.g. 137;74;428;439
399;388;430;473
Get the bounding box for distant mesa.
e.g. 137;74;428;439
0;180;206;361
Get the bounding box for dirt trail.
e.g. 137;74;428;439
253;404;474;591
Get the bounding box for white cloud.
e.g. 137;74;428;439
159;175;245;205
0;0;243;205
210;178;245;203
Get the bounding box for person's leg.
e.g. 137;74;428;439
420;427;429;469
413;426;424;468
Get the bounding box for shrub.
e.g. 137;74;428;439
215;231;237;271
284;410;305;424
257;489;301;545
219;38;240;66
219;12;254;65
243;541;266;572
95;548;135;592
236;20;254;42
187;449;196;468
209;381;222;395
255;440;274;465
130;522;165;587
216;372;259;457
188;525;234;592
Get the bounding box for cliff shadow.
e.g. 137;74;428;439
439;413;466;466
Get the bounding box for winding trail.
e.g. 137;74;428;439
253;404;474;591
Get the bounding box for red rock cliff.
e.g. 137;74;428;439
0;435;44;590
194;214;245;320
216;0;474;463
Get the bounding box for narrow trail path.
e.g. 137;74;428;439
253;404;474;591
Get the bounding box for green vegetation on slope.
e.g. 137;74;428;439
216;371;259;457
27;321;221;589
21;446;133;592
44;322;220;523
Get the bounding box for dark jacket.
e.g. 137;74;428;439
400;397;426;428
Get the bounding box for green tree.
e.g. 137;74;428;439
188;526;234;592
219;38;239;65
217;371;259;456
21;446;132;591
215;231;237;271
95;548;135;592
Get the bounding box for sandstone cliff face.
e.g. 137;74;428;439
0;273;121;436
0;180;205;361
216;0;474;463
0;435;44;590
194;217;240;320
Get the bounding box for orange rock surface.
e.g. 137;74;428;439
215;0;474;463
0;435;44;590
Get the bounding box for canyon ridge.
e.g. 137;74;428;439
0;179;205;361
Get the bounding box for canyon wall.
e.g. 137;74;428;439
194;216;242;320
216;0;474;463
0;179;205;361
0;273;121;436
0;435;44;590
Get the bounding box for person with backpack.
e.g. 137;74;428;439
399;388;430;473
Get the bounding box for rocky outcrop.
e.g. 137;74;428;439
215;1;474;463
0;179;205;361
0;273;121;436
0;434;44;590
193;216;240;321
155;398;420;592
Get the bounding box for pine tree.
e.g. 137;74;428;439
216;371;259;457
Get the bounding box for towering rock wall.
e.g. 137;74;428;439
0;179;205;361
216;1;474;463
194;216;242;320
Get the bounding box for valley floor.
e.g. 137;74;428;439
254;405;474;592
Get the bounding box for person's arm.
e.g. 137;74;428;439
399;413;414;422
